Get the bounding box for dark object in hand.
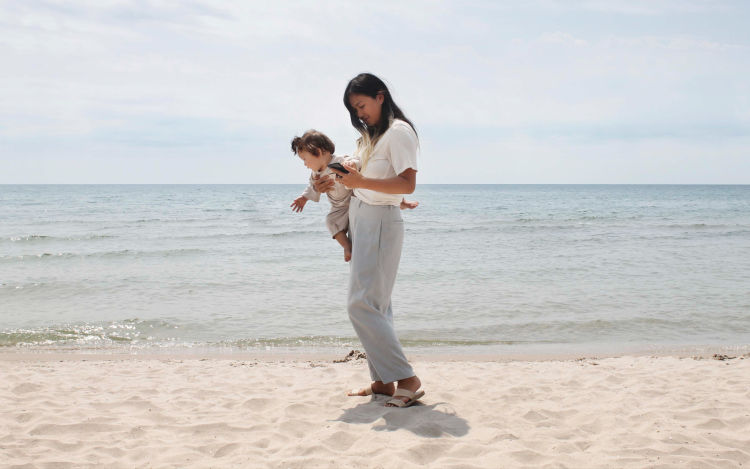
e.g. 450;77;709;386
327;162;350;174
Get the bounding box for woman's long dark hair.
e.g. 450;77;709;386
343;73;417;141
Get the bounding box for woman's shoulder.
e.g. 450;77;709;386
386;119;418;144
388;119;417;139
390;118;415;132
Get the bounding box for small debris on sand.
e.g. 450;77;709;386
712;354;736;361
575;357;599;365
334;349;367;363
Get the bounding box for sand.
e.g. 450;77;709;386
2;351;749;468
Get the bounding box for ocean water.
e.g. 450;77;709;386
1;184;749;355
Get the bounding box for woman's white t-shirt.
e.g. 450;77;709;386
353;119;418;206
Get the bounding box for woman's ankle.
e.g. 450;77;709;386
397;376;421;389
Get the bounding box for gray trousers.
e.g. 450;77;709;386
347;197;415;384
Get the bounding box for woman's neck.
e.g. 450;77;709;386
369;116;396;138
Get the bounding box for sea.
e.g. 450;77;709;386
1;184;749;356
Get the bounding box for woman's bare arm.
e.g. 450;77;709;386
357;169;416;194
332;166;416;194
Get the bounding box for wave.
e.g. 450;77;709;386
658;223;748;230
2;320;146;347
201;208;258;213
3;313;748;350
627;229;750;241
409;223;592;234
7;234;53;242
131;217;218;223
397;315;750;343
0;330;534;350
158;229;325;239
514;215;647;223
154;229;325;241
216;336;525;348
0;318;194;348
1;248;206;262
268;229;323;237
4;234;117;243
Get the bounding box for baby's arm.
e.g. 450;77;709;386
301;173;322;201
290;196;308;213
292;174;322;213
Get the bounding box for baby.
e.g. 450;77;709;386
290;129;417;262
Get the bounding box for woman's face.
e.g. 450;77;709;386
349;93;384;127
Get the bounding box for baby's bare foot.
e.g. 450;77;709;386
344;238;352;262
400;199;419;210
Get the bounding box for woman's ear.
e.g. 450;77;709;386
376;92;385;104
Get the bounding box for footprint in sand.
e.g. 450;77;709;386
12;382;42;394
214;443;240;458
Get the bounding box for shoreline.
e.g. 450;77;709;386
2;343;748;363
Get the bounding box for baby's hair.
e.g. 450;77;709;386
290;130;335;157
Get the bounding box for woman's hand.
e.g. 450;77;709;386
312;174;335;194
331;162;366;189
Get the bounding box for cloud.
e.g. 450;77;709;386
533;0;733;16
0;0;748;182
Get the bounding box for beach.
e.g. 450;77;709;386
3;351;749;468
3;185;749;467
4;0;750;465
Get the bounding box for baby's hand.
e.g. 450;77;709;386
400;199;419;210
290;196;307;213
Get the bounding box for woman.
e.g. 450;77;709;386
315;73;424;408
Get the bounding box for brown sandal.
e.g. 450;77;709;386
385;388;425;407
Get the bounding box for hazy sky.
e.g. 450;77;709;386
1;0;749;183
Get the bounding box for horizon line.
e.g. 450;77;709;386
2;183;749;186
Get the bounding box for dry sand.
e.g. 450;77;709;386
2;351;749;468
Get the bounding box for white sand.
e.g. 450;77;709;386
2;352;749;468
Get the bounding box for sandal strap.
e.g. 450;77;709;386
386;397;408;407
393;388;419;398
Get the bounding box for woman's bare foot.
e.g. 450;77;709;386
347;381;395;397
385;375;422;406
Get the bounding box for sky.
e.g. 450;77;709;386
1;0;749;184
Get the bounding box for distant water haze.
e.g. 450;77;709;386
1;184;749;355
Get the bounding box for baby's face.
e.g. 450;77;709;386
298;150;325;172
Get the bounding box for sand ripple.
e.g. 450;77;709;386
1;355;749;468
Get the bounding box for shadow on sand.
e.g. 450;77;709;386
334;394;470;438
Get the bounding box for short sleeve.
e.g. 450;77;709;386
388;122;418;175
343;154;361;171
